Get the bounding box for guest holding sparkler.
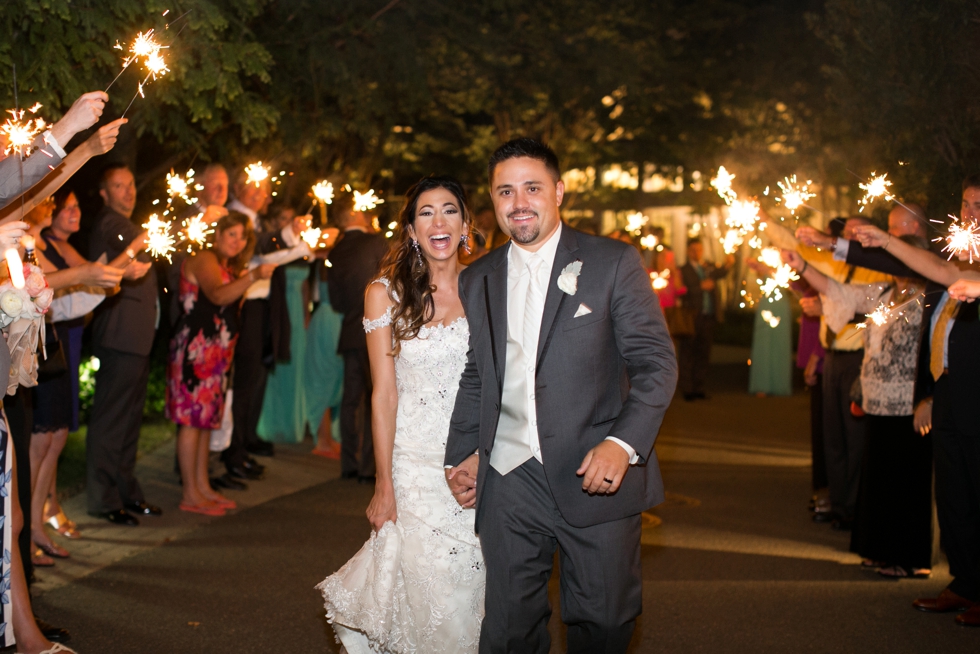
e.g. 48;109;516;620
783;238;933;580
167;212;274;515
86;163;159;527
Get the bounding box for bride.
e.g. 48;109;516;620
317;176;484;653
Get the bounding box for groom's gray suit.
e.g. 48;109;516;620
446;224;677;653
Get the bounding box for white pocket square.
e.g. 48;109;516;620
574;303;592;318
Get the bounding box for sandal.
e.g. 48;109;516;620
312;447;341;460
861;559;885;569
45;507;82;540
23;643;79;654
35;540;70;559
205;496;237;510
32;547;55;567
878;565;931;579
179;503;225;517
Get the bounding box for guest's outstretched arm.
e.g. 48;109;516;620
364;282;399;530
850;224;977;286
781;249;830;294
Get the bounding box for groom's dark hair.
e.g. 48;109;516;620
488;138;561;184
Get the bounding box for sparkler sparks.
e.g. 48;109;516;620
312;181;334;205
142;213;175;261
776;175;815;214
625;212;649;235
166;169;198;206
858;172;895;211
757;247;783;269
711;166;737;204
353;189;384;212
760;310;781;328
143;51;170;80
640;234;659;250
757;264;799;302
649;269;670;291
725;199;761;234
1;105;46;156
244;162;270;187
300;226;322;249
721;229;744;255
179;213;214;251
936;215;980;263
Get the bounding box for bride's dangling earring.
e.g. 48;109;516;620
460;233;471;255
412;239;423;266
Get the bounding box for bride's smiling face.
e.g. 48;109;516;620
408;187;465;263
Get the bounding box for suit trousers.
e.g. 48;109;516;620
6;389;34;585
86;347;149;514
821;350;866;521
479;459;641;654
224;299;269;470
810;374;827;491
932;375;980;601
340;348;374;477
678;314;714;394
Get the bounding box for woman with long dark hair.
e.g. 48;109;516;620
318;176;484;653
166;212;274;516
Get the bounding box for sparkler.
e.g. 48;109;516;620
757;247;783;269
725;199;760;235
142;213;175;261
312;181;334;205
166;169;198;206
936;215;980;263
179;213;214;251
721;228;744;255
711;166;737;204
300;226;322;249
649;269;670;291
244;162;270;187
1;105;47;156
760;310;781;328
640;234;659;250
106;30;167;92
625;212;648;235
757;264;799;302
775;175;815;214
353;189;384;212
855;172;913;213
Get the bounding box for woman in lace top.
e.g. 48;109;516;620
318;176;485;653
784;240;933;579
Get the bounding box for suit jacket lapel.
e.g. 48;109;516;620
484;244;510;395
536;226;579;367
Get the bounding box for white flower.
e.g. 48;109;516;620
557;260;582;295
0;289;24;318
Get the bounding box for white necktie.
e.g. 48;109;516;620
523;255;544;360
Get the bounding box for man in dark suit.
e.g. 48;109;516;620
86;164;159;526
327;193;388;483
445;139;677;653
798;183;980;626
678;240;732;401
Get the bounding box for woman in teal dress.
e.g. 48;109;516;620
748;290;793;396
305;268;344;457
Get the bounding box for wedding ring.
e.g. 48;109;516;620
603;478;613;484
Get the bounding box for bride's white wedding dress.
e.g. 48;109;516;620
317;279;484;654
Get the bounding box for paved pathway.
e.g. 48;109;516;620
31;359;978;652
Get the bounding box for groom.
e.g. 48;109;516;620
446;138;678;653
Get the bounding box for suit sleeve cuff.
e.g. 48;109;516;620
42;131;67;158
833;238;850;262
605;437;639;465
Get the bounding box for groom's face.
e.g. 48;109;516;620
491;157;564;251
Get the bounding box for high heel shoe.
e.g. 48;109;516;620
44;507;82;540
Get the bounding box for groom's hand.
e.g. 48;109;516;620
577;441;630;494
446;453;479;508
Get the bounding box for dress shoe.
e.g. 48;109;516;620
830;518;852;531
211;474;248;491
914;588;975;613
125;501;162;516
955;604;980;626
340;471;358;480
228;464;264;481
246;441;275;457
358;475;376;485
35;616;70;643
93;510;139;526
244;457;266;475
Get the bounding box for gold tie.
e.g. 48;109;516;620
930;298;960;381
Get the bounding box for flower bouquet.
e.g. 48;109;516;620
0;263;53;395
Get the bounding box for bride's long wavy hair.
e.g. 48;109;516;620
378;175;472;355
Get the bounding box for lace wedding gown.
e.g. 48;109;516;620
317;279;484;654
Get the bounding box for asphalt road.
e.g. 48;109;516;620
31;362;979;653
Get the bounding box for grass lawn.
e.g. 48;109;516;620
56;420;176;499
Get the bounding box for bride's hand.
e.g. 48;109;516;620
366;482;397;531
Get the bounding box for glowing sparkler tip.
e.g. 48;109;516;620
858;172;894;210
353;189;384;212
776;175;815;214
244;162;270;187
312;180;334;205
625;212;648;236
300;227;322;249
180;213;214;249
166;169;197;206
2;106;47;156
941;215;980;263
142;213;176;261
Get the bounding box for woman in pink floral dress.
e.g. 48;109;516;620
166;212;275;516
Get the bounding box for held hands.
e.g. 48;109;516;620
446;453;478;508
0;221;29;251
577;440;630;494
49;91;108;147
850;225;889;248
366;480;397;531
84;118;127;156
948;279;980;302
795;226;833;249
914;399;933;436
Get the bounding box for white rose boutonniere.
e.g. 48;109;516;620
557;260;583;295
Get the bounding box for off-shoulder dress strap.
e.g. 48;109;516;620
363;277;396;333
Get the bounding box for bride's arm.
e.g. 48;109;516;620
364;282;399;531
